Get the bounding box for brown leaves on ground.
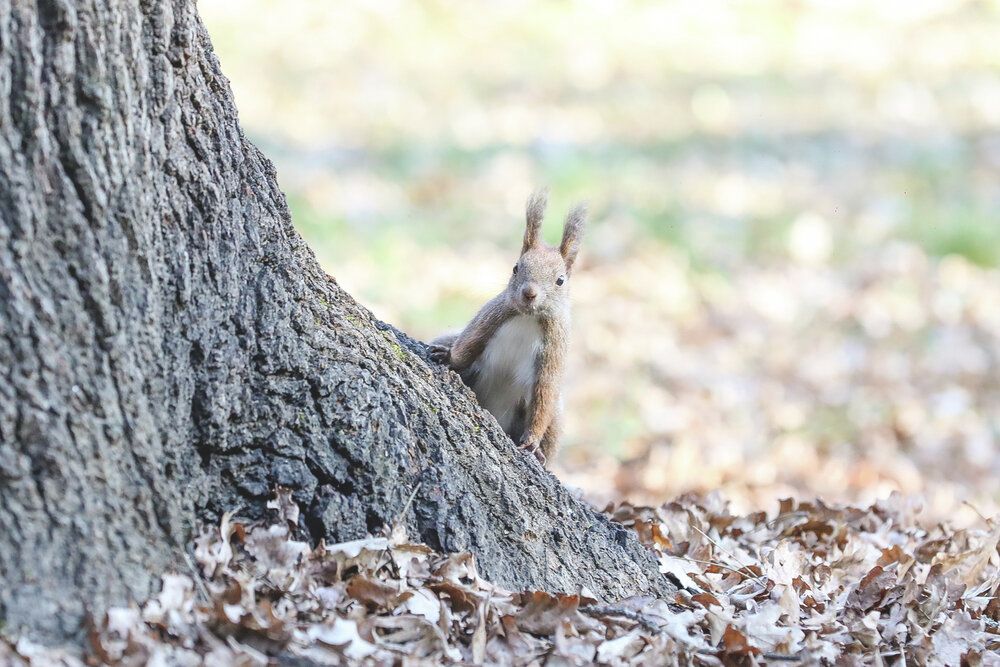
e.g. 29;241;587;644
609;493;1000;664
4;489;999;666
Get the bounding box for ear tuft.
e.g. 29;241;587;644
522;189;548;253
560;203;587;273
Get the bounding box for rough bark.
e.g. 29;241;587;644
0;0;673;644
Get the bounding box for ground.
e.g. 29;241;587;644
5;490;998;664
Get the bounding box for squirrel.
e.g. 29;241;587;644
429;190;586;466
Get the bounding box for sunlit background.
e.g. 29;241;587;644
202;0;1000;523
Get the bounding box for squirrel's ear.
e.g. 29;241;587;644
522;189;548;253
560;203;587;273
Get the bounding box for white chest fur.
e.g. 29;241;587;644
469;315;543;435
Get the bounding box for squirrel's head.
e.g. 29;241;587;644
507;189;586;316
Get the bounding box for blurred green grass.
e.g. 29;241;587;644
280;138;1000;274
202;0;1000;283
275;139;1000;262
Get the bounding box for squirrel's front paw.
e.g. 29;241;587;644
518;435;546;465
427;344;451;365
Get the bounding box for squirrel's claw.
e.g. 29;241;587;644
518;437;546;465
427;344;451;364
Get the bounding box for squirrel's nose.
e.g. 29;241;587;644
521;285;538;302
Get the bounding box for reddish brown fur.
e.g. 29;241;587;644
524;314;567;460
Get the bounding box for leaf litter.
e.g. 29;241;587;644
4;489;999;666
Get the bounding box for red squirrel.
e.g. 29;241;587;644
429;190;586;466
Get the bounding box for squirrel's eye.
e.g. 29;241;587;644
513;265;518;275
556;276;565;286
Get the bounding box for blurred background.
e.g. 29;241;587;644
201;0;1000;523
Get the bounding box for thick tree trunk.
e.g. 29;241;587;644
0;0;673;644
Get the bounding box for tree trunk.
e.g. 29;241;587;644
0;0;673;644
